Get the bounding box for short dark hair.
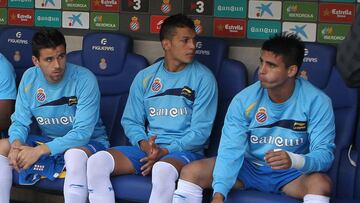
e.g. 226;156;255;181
159;13;195;41
32;28;66;58
262;32;305;71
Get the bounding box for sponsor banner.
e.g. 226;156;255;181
35;0;61;9
282;22;317;42
247;20;281;39
91;0;120;12
213;18;246;38
8;0;34;8
35;9;61;27
150;15;168;33
320;0;355;2
121;0;149;13
190;16;212;36
319;3;355;23
90;12;119;30
283;2;317;22
0;0;7;7
62;11;89;29
183;0;213;16
317;23;351;44
62;0;90;11
8;8;34;26
214;0;247;18
119;13;149;33
248;1;282;20
150;0;181;15
0;8;7;24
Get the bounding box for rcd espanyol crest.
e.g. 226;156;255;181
36;88;46;102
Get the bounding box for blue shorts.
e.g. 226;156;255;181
19;135;107;185
112;146;204;175
237;160;302;194
25;134;106;154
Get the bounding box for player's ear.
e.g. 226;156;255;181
288;65;298;78
32;56;39;66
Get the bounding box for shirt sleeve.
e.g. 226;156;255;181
45;70;102;155
121;71;148;147
164;74;218;153
212;95;249;199
0;56;16;100
9;77;32;144
301;95;335;173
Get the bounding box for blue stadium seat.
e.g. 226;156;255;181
112;36;248;202
12;32;148;193
228;43;358;203
0;27;36;85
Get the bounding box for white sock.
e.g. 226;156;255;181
149;161;179;203
87;151;115;203
303;194;330;203
173;179;203;203
63;149;89;203
0;155;12;203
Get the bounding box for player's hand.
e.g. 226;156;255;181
8;140;23;171
16;144;49;170
211;192;225;203
264;149;291;170
139;135;157;155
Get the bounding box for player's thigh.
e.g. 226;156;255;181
0;138;10;156
107;148;137;175
179;157;216;188
281;174;307;199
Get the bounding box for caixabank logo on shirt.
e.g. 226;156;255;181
35;0;61;9
62;11;89;29
0;8;7;24
62;0;90;11
319;3;355;23
317;24;351;44
8;0;33;8
283;1;317;22
91;0;120;12
35;9;61;27
282;22;316;42
8;8;34;26
214;18;246;38
90;12;119;31
214;0;247;18
247;20;281;39
248;1;282;20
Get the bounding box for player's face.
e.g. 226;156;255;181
258;50;294;90
33;45;66;84
164;27;196;66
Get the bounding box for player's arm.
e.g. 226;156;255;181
0;100;14;131
212;94;249;200
121;71;148;148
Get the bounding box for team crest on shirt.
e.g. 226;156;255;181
255;107;268;123
36;88;46;102
151;77;162;92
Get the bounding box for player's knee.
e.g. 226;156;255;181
0;139;10;156
152;161;178;182
64;148;88;174
307;173;332;196
179;160;206;185
87;151;114;178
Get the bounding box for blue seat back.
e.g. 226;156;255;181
0;27;36;84
67;32;148;147
194;36;248;157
